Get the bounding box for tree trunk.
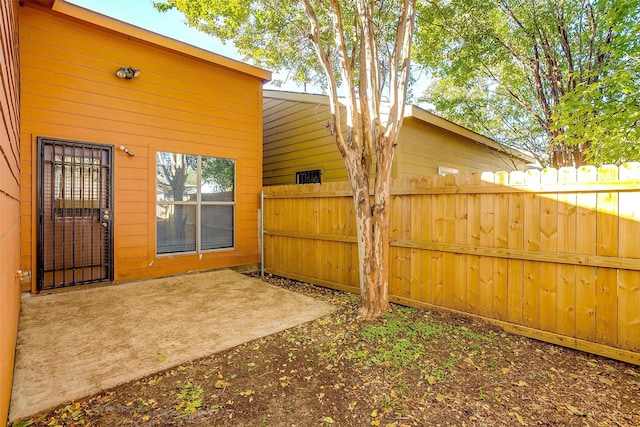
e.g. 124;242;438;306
352;180;391;319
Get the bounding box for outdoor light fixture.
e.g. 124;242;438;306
119;145;135;157
115;67;141;79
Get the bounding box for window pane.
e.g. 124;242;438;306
157;204;196;254
201;157;235;201
201;205;234;249
156;152;197;202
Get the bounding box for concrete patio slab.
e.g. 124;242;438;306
8;269;333;421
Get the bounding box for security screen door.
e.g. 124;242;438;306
38;138;113;290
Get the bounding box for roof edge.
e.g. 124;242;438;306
264;89;331;104
26;0;271;82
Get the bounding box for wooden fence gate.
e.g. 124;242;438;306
263;164;640;365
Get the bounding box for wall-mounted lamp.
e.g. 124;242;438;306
116;67;141;79
120;145;135;157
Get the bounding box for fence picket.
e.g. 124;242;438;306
420;176;433;303
431;174;445;305
493;171;509;320
453;173;469;310
575;166;598;342
479;172;495;317
390;185;402;297
539;168;559;333
467;173;481;314
523;169;541;329
556;167;577;338
401;180;413;298
507;171;525;324
443;174;457;308
410;179;424;302
618;163;640;351
596;165;619;347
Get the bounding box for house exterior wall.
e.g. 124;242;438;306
0;0;21;421
263;95;353;185
19;4;266;289
396;117;527;177
263;93;527;186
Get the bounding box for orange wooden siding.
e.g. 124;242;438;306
0;0;21;421
19;3;267;288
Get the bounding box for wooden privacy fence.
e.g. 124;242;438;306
263;163;640;365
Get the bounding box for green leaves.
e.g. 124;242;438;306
415;0;640;167
176;381;204;415
552;56;640;165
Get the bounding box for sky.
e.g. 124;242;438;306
67;0;302;91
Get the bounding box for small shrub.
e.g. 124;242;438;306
175;382;204;415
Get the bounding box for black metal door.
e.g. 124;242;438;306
38;138;114;290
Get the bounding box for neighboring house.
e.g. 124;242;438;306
1;1;270;419
263;90;533;186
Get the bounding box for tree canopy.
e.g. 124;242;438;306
414;0;640;167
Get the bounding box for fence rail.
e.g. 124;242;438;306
263;163;640;365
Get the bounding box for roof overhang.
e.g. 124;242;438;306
20;0;272;82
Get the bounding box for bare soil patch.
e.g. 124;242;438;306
12;274;640;426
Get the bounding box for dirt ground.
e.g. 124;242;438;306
12;273;640;427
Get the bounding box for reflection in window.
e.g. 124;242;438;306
156;152;235;254
53;155;103;215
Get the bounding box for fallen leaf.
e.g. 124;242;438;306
156;354;167;362
509;411;525;425
464;357;480;370
501;367;511;374
323;416;335;424
214;380;231;389
598;377;614;386
370;409;378;417
565;404;585;416
436;394;445;403
625;369;640;378
514;380;528;387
